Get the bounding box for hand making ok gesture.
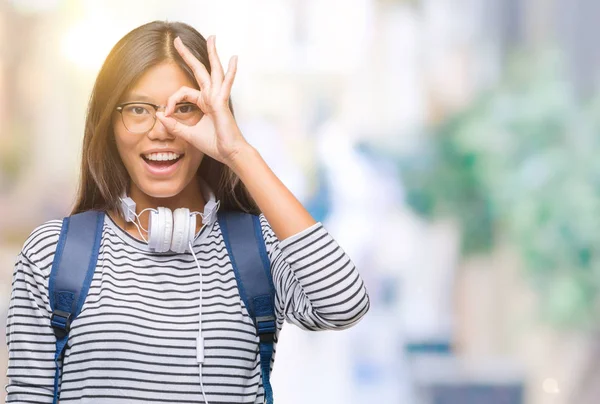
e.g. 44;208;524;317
156;35;248;166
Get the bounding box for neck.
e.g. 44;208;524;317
120;176;208;238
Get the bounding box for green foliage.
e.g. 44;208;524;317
400;49;600;328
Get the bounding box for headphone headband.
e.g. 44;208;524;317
118;178;220;252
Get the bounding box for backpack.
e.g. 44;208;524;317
48;209;276;404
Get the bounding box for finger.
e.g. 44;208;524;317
221;55;238;100
207;35;224;89
174;36;211;91
156;111;194;142
165;86;202;116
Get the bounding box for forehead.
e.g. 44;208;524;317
122;62;197;102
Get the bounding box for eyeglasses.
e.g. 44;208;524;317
115;101;203;134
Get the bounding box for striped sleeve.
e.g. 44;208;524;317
259;214;370;331
5;221;62;403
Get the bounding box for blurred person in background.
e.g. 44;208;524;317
4;20;370;404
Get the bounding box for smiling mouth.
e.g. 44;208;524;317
141;154;184;168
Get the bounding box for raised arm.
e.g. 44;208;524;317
260;214;370;331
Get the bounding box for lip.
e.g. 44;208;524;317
141;155;184;177
140;148;185;157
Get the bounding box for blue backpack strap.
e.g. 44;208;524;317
217;210;276;404
48;210;104;404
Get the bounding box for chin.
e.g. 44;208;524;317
129;174;181;197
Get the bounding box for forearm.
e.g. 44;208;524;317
231;144;371;330
227;144;316;241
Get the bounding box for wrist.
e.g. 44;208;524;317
225;143;260;175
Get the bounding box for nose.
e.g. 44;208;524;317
147;109;175;141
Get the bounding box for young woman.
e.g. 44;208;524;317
5;21;370;403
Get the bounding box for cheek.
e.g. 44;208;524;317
185;147;205;172
113;124;138;168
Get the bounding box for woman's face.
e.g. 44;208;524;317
112;62;204;199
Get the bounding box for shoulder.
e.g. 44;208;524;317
257;213;279;249
20;218;64;272
255;213;326;252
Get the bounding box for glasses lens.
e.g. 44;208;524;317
121;103;155;133
171;103;203;126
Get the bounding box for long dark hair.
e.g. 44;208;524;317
70;20;260;218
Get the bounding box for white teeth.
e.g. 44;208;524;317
144;152;181;161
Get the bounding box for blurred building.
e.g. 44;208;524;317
2;1;600;404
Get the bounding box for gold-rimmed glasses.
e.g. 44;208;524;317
115;102;203;134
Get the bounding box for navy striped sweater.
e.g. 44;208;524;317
5;212;370;403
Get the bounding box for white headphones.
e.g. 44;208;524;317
118;187;220;254
117;181;216;403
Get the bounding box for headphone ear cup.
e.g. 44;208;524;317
188;213;196;249
161;207;174;253
148;207;173;252
171;208;191;253
148;209;160;251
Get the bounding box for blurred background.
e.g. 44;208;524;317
2;0;600;403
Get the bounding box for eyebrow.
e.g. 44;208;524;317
121;93;154;103
120;94;194;105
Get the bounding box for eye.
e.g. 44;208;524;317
123;104;151;115
176;103;200;114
